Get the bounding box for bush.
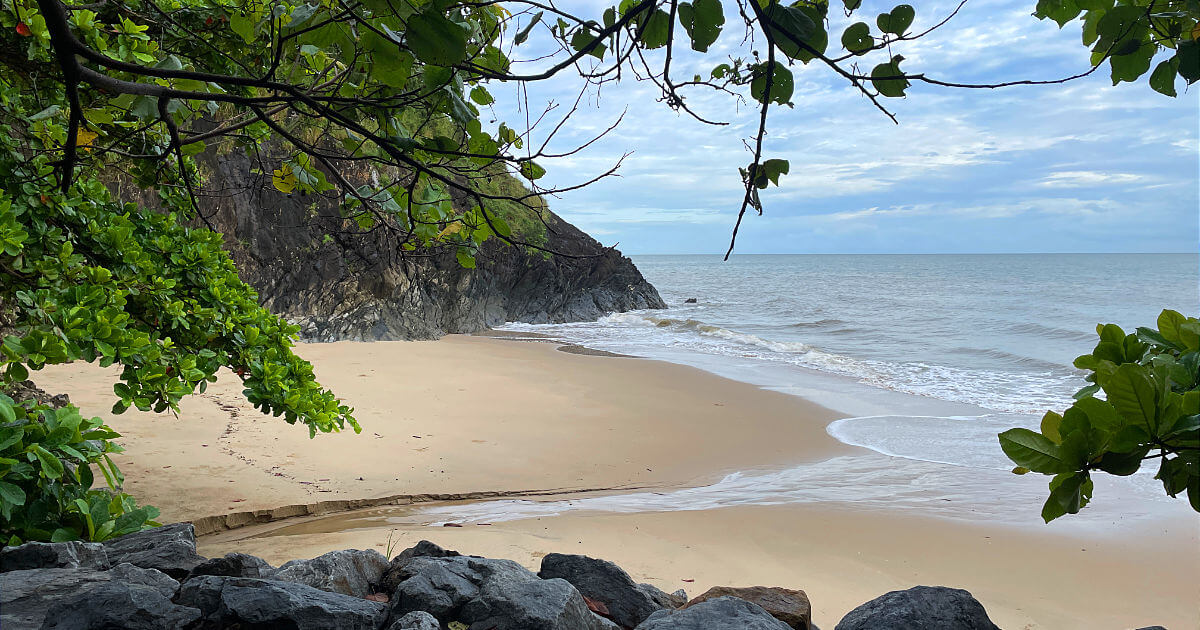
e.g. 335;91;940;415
0;395;157;544
999;310;1199;521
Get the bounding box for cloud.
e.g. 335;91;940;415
485;0;1198;254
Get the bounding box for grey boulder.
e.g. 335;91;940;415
272;548;389;598
39;581;201;630
0;564;178;630
636;596;793;630
177;575;388;630
391;554;616;630
190;552;274;579
380;539;461;594
0;541;110;572
102;523;204;579
834;586;1000;630
538;552;671;628
386;610;441;630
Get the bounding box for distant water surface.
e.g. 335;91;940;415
510;254;1197;411
499;254;1198;519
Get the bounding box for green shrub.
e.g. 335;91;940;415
0;395;157;544
1000;309;1200;521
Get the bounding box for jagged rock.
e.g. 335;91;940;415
389;556;484;619
271;548;388;598
191;552;274;578
538;553;670;628
636;596;793;630
186;149;664;342
638;584;686;610
0;564;178;630
834;586;1000;630
385;611;441;630
39;581;201;630
683;586;811;630
0;541;109;572
102;523;204;579
177;575;388;630
390;554;616;630
380;540;462;594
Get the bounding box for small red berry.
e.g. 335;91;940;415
205;16;214;26
15;22;31;37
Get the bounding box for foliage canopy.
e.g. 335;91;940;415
1000;310;1200;521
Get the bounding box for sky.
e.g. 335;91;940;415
485;0;1199;255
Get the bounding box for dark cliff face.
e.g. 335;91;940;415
189;149;664;341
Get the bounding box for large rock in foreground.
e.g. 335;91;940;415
101;522;203;579
0;564;179;630
636;596;794;630
177;575;388;630
41;581;201;630
538;552;675;628
0;541;110;572
683;586;811;630
388;546;617;630
834;586;1000;630
271;548;388;598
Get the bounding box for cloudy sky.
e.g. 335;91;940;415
487;0;1198;255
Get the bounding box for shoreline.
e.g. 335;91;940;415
34;334;1200;629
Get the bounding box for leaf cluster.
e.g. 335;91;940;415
999;310;1200;522
0;394;158;544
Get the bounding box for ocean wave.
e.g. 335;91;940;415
511;311;1080;414
788;318;847;328
1003;321;1097;343
947;346;1069;371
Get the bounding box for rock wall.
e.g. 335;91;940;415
164;149;665;341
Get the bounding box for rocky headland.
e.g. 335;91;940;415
175;149;665;341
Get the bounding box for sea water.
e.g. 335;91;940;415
475;253;1200;529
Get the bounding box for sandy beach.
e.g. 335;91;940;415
35;335;1200;629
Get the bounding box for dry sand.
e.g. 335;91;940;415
36;335;1200;629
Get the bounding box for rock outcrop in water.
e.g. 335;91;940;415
0;525;1018;630
181;149;665;341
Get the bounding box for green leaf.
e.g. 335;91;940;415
514;11;542;45
750;62;794;105
1179;41;1200;84
998;428;1069;474
1102;363;1159;434
407;13;469;66
230;12;257;43
469;86;495;106
0;481;26;506
678;0;725;52
570;30;608;59
0;398;14;423
763;3;816;60
841;22;874;54
1149;57;1179;96
1073;396;1122;433
32;445;64;479
871;56;909;97
877;4;915;35
1096;448;1147;476
455;248;477;269
519;161;546;180
1040;410;1063;443
638;9;671;49
1042;472;1092;522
